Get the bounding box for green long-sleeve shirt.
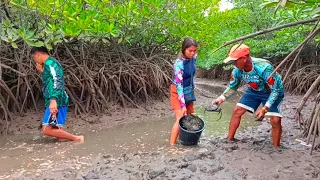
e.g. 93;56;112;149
41;57;69;107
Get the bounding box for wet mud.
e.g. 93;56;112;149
1;79;320;180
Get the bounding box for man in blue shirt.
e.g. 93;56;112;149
213;44;284;147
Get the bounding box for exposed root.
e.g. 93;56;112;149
284;65;320;94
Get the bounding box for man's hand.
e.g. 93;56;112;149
255;107;268;121
36;63;44;73
212;96;225;105
49;99;58;116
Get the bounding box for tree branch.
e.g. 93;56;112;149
270;28;320;76
0;63;26;76
283;18;320;83
295;75;320;115
212;18;319;53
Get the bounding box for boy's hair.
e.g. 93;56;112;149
181;37;198;55
31;46;49;55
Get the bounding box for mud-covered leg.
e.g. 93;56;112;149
228;106;247;141
270;116;282;147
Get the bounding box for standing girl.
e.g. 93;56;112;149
170;37;198;145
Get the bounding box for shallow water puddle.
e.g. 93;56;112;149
195;101;259;137
195;83;260;136
0;84;260;178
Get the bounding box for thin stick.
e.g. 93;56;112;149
310;118;318;155
310;105;320;155
307;104;320;144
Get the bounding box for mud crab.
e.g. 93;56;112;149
204;104;222;121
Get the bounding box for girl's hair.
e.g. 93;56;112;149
181;37;198;54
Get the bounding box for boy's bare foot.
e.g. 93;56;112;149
57;138;69;142
74;135;84;143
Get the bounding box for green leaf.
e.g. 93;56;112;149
280;0;287;7
11;42;18;48
311;7;320;16
305;0;320;3
101;38;110;43
4;20;11;27
260;1;278;9
66;16;77;21
7;29;13;40
26;31;34;39
10;1;28;9
17;29;25;39
117;37;123;44
1;35;9;42
25;39;37;46
53;39;62;45
45;43;53;50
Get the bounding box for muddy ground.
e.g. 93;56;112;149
3;97;172;136
3;78;320;180
2;78;229;136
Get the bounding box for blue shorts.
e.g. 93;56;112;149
237;88;284;117
42;107;68;127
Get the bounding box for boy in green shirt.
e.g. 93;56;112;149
31;47;84;142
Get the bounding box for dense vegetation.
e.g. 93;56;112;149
1;0;314;67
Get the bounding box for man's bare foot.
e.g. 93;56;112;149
74;135;84;143
224;137;240;143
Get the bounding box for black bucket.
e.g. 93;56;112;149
178;114;205;146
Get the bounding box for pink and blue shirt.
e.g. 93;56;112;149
172;55;197;108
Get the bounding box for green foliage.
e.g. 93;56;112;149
260;0;320;43
261;0;320;20
196;0;310;68
0;0;316;68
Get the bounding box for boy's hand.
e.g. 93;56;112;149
49;99;58;115
36;63;44;73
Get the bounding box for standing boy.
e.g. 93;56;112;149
31;47;84;142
